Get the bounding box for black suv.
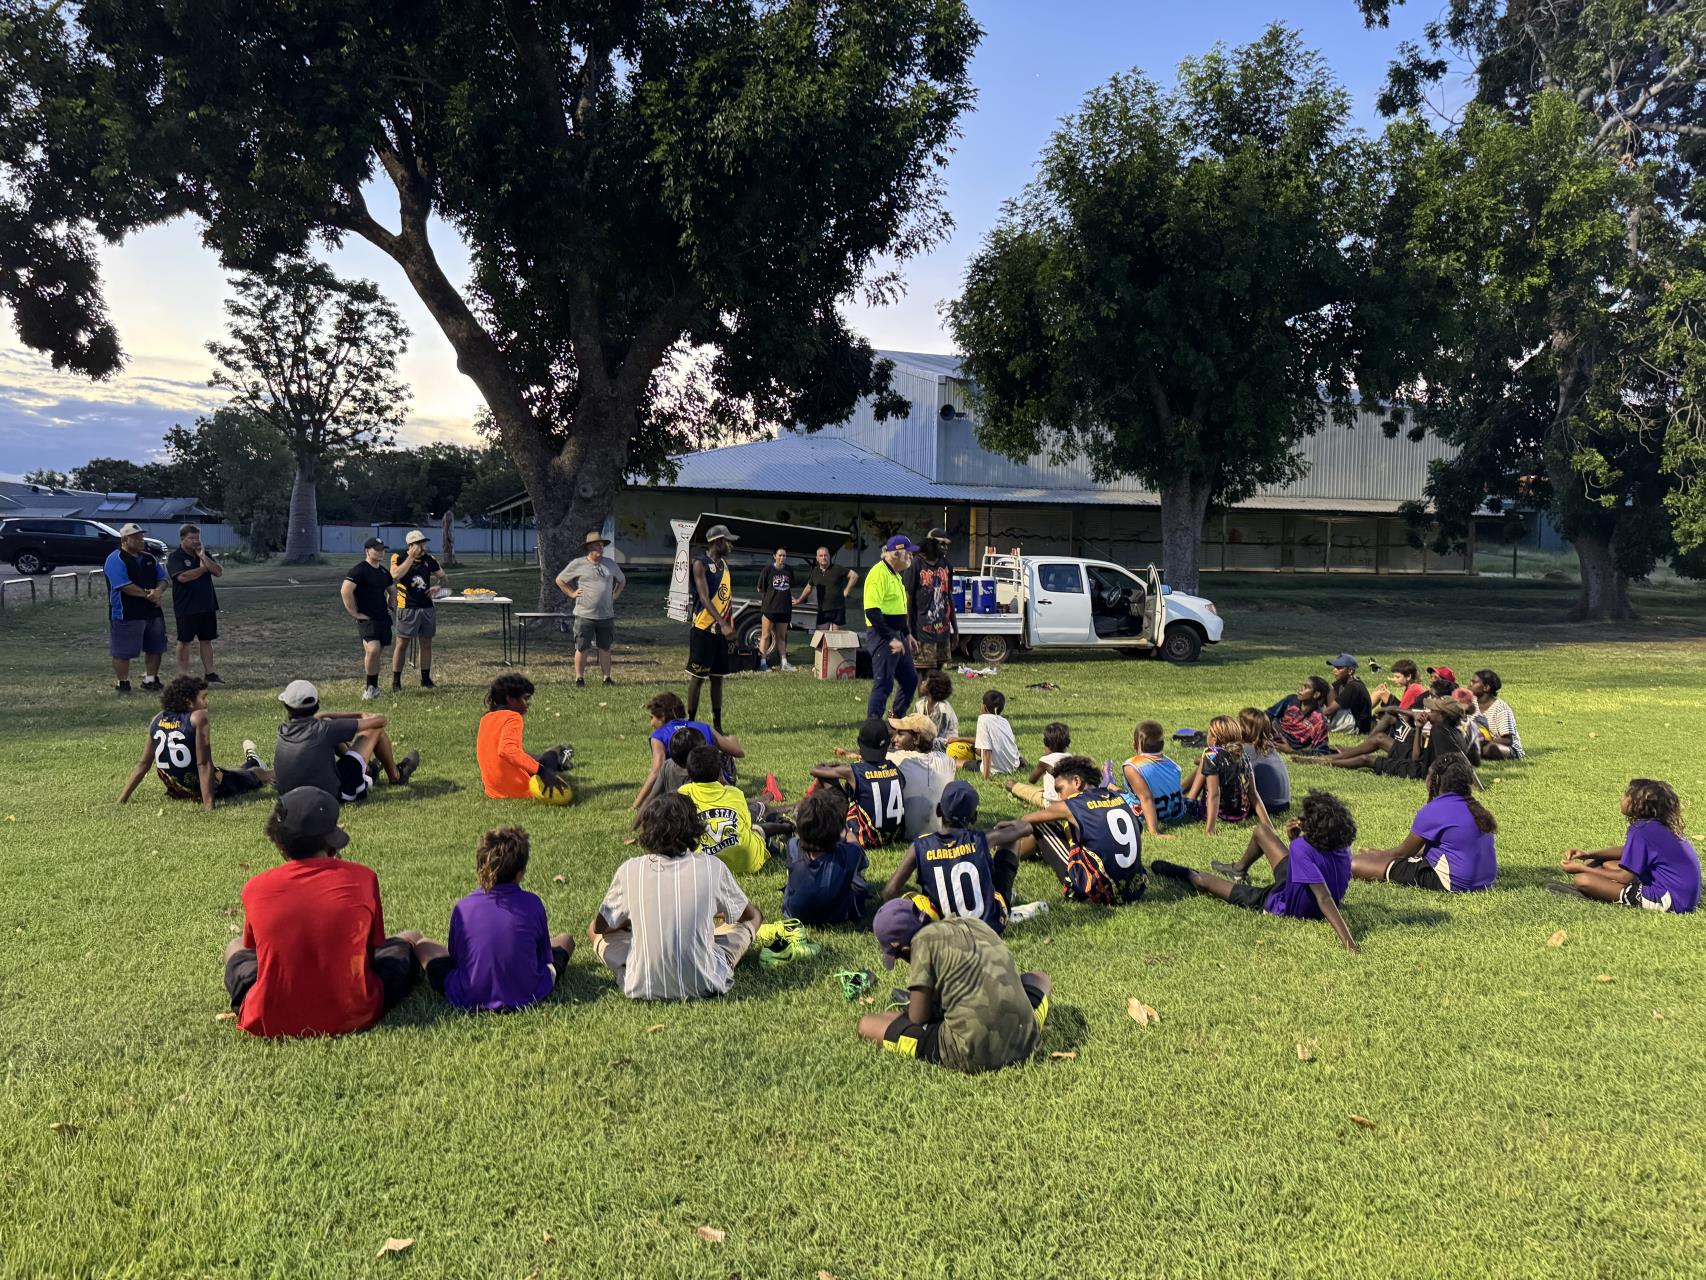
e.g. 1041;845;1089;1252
0;518;169;574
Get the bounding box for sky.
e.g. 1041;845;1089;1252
0;0;1446;479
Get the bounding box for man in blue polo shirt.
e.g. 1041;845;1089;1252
104;523;167;695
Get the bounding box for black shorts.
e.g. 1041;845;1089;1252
426;947;570;995
1386;854;1447;891
686;627;730;678
175;611;218;644
214;768;266;800
224;937;418;1017
337;751;377;802
358;616;394;647
1228;854;1289;911
763;609;792;626
882;978;1048;1067
815;607;846;628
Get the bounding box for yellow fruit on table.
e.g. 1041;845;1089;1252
530;775;574;806
946;740;974;762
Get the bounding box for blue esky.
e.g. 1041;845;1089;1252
0;0;1448;478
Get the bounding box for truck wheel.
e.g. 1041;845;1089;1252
1162;623;1203;663
13;551;49;575
974;635;1011;664
734;611;764;655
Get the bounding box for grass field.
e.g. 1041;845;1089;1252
3;562;1704;1278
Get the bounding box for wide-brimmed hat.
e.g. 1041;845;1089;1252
584;531;610;547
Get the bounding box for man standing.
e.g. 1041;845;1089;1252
103;523;166;695
391;530;448;691
166;524;223;682
341;537;401;700
864;534;918;719
797;545;859;631
1325;653;1373;735
757;547;796;672
555;531;627;688
686;524;737;733
908;528;958;676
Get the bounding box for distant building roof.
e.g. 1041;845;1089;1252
0;480;211;521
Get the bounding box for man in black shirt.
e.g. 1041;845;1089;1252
1325;653;1373;735
798;545;860;631
757;547;796;672
390;530;448;691
166;523;223;683
341;537;404;700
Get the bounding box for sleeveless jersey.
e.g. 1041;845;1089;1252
913;828;1005;931
1065;786;1145;885
1125;753;1186;823
848;759;906;846
691;553;732;632
149;710;201;798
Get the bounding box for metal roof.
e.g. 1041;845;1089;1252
879;350;966;382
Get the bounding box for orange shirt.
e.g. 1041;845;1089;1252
477;709;539;799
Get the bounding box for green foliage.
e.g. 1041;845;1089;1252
322;442;521;525
167;410;297;552
19;468;68;488
67;457;170;494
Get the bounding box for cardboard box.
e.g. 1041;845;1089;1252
811;628;859;680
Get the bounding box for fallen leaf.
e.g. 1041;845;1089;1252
1126;997;1160;1026
375;1237;414;1259
1596;974;1613;983
155;808;164;817
4;814;15;822
48;1122;78;1137
1349;1114;1376;1130
695;1226;726;1244
644;1023;665;1034
541;1230;554;1244
215;1011;237;1022
552;874;566;883
598;701;608;708
1049;1050;1078;1060
1588;731;1598;739
1547;929;1567;947
818;1272;837;1280
1296;1041;1317;1062
1653;1010;1665;1021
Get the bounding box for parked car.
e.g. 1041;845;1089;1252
0;518;168;575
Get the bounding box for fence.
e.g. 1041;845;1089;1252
0;569;104;609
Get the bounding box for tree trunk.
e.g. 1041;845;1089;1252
523;397;632;610
1158;478;1213;595
282;454;321;564
1570;527;1635;622
440;509;457;567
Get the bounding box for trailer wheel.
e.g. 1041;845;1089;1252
974;635;1012;664
734;610;764;655
1162;622;1204;664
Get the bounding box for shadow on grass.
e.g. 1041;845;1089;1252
1038;1002;1090;1054
392;777;463;800
1343;899;1452;935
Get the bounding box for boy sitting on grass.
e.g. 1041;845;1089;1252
1553;778;1700;913
857;898;1051;1075
1118;719;1187;835
222;789;420;1037
633;691;745;809
1151;791;1359;952
655;724;704;798
881;781;1025;934
974;688;1022;778
405;826;574;1011
782;787;871;926
1008;721;1072;808
475;674;572;800
914;671;960;751
589;793;763;1001
681;744;792;875
816;718;908;848
1014;756;1148;905
119;675;272;812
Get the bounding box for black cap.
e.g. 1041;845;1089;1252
275;787;349;850
857;717;892;763
363;536;387;551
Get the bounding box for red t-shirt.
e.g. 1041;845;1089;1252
1397;681;1425;710
238;858;386;1037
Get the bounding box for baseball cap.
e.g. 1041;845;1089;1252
883;534;918;553
702;523;739;544
874;897;931;969
117;522;144;537
1427;665;1456;682
1328;653;1357;669
273;787;349;850
857;717;893;762
926;527;949;543
362;536;387;551
937;780;979;826
277;679;320;710
887;712;937;740
405;529;428;545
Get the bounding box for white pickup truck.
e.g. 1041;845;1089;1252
667;515;1224;663
955;553;1223;664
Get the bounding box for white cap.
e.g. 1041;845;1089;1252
405;529;428;545
117;523;144;537
278;680;320;709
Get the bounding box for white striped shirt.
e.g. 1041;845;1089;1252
598;854;748;1000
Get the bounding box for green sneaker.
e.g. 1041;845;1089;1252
834;969;877;1000
754;917;803;950
757;918;822;967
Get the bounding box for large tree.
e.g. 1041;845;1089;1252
208;260;409;563
161;410;297;552
1355;0;1706;618
1;0;979;604
946;27;1386;593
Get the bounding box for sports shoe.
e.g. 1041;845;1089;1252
1211;859;1249;882
141;676;163;691
834;969;878;1001
1007;900;1050;925
757;659;770;672
115;680;133;695
397;750;421;785
575;676;586;687
205;672;223;684
779;659;795;671
419;675;435;689
361;684;380;701
756;918;821;967
241;739;262;771
603;676;616;686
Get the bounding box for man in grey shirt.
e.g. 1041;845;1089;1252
273;679;419;801
555;531;627;687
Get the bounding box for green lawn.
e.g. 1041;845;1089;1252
2;563;1703;1278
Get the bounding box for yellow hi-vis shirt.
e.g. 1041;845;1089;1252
863;558;908;621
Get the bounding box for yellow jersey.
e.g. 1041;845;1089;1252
691;553;732;632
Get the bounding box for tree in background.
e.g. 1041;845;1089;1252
947;27;1388;593
161;410;297;552
1355;0;1706;619
68;458;170;494
21;469;68;488
1;1;980;606
208;260;409;564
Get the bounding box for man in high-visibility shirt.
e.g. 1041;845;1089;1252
864;534;919;718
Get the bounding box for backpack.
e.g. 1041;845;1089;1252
1059;843;1143;906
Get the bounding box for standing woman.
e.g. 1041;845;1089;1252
756;547;796;672
863;535;918;719
685;524;738;733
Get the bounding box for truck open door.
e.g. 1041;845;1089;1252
1144;565;1165;646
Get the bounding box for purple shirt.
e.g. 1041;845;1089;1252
1620;821;1700;913
443;883;556;1011
1411;794;1497;892
1266;837;1350;919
